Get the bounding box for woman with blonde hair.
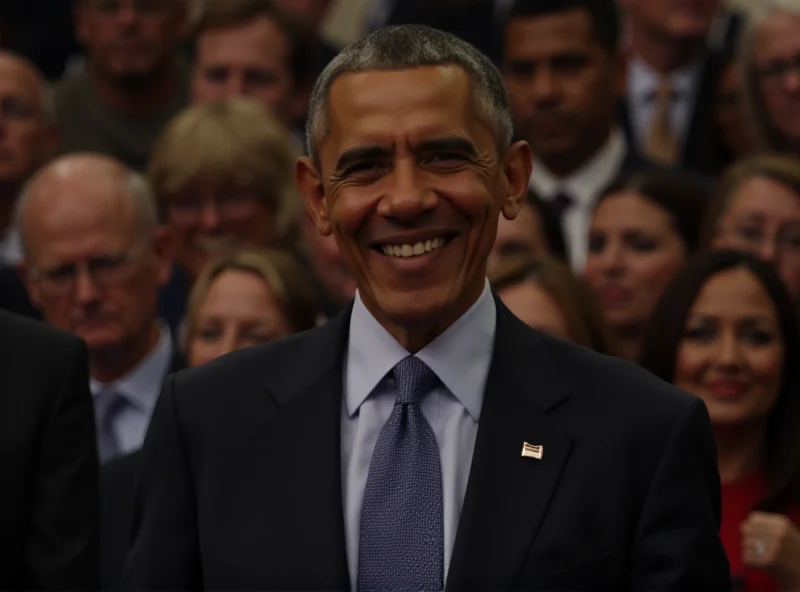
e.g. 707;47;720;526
184;248;320;367
704;153;800;304
740;0;800;155
148;97;305;330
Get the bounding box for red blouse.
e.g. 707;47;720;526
721;470;776;592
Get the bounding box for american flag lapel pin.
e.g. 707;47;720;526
521;442;543;460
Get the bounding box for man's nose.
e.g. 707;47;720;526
376;158;437;222
199;201;222;231
74;267;102;305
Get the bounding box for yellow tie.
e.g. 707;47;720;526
644;78;679;165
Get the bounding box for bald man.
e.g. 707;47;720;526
0;51;57;265
17;154;182;587
17;154;178;462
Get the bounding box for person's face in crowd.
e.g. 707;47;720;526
193;16;297;126
504;8;623;170
189;269;293;367
271;0;333;32
0;54;57;190
163;184;275;280
675;267;783;429
753;12;800;150
76;0;184;82
298;66;532;348
713;175;800;302
715;60;753;159
302;214;356;309
488;201;550;277
618;0;720;41
498;278;570;340
22;171;172;354
585;191;687;329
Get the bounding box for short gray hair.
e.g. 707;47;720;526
14;167;160;257
305;24;514;163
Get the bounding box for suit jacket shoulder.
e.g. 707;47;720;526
0;311;100;590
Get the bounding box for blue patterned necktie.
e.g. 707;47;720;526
94;389;128;463
358;356;444;592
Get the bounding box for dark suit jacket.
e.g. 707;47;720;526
0;310;100;590
619;50;724;175
0;265;40;320
100;351;186;591
123;297;730;590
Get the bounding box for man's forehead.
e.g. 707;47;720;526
326;66;475;131
0;58;41;99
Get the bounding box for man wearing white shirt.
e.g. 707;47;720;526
619;0;722;172
503;0;643;272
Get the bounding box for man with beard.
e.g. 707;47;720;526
54;0;188;171
503;0;646;272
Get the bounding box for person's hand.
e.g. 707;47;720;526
741;511;800;587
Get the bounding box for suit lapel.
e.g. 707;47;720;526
226;306;352;589
447;298;576;590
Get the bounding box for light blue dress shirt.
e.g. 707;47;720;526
90;321;174;456
341;279;496;587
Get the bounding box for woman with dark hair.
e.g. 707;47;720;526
488;256;617;356
584;169;709;361
640;250;800;591
488;190;568;276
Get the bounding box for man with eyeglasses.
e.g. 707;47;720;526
54;0;189;171
0;51;57;317
16;153;183;587
17;153;180;461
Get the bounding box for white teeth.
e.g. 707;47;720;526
381;237;447;258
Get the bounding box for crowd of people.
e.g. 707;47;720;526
1;0;800;589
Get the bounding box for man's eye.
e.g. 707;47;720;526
344;162;384;176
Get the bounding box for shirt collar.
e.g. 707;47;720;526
345;279;496;422
530;129;627;205
629;55;704;104
90;321;174;412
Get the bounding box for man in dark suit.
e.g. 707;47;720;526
0;310;99;589
617;0;724;174
124;24;730;589
503;0;647;272
99;352;185;590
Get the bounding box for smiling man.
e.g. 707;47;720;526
124;24;730;590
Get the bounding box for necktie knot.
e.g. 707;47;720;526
548;191;574;219
393;356;438;406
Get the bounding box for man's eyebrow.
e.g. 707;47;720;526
334;146;391;173
414;137;479;157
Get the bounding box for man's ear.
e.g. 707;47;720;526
17;260;42;309
73;1;90;47
151;225;174;288
501;140;533;222
296;156;332;236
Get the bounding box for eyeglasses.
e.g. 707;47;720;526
716;223;800;258
0;95;38;122
167;192;263;225
756;55;800;87
86;0;172;16
28;241;149;296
